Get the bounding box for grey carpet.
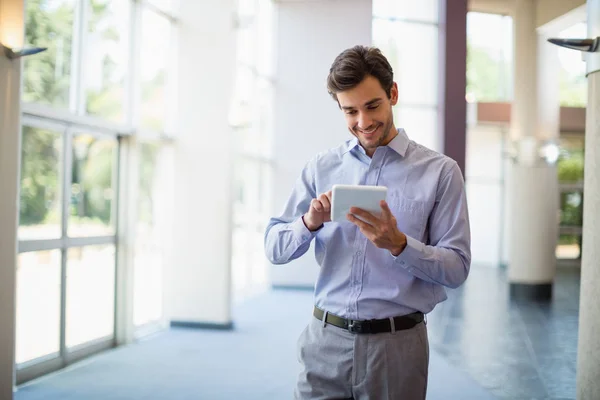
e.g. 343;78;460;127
15;289;495;399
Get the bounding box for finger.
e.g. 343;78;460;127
349;207;378;224
311;199;323;213
346;213;375;233
380;200;394;220
318;193;331;212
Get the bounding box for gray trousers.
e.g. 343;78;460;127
295;315;429;400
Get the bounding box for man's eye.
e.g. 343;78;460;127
368;105;379;110
346;110;357;115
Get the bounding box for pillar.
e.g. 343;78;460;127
576;1;600;396
507;0;560;300
0;0;23;397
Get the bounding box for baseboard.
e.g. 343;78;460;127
170;320;234;330
271;284;314;291
509;283;552;301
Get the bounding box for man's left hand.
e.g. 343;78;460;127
347;200;407;256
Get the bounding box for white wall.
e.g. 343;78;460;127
164;0;236;325
0;34;21;399
269;0;372;287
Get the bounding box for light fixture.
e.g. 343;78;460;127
2;44;47;60
547;37;600;53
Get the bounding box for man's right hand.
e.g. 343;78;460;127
303;190;332;231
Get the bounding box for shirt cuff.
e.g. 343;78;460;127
390;235;425;269
293;216;319;243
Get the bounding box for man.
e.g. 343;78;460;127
264;45;471;400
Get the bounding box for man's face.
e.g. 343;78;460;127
336;75;398;157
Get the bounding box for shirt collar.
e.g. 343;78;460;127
387;128;410;157
342;128;409;157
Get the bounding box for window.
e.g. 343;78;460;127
16;250;62;364
18;0;179;384
19;126;63;241
133;141;171;327
66;245;116;348
466;12;513;103
82;0;131;122
139;8;172;132
23;0;77;109
373;1;440;151
69;134;117;237
230;0;274;302
556;133;585;260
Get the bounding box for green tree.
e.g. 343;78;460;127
21;0;118;229
23;0;74;107
19;127;61;226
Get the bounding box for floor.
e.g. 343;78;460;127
15;265;581;400
427;266;580;399
15;288;494;400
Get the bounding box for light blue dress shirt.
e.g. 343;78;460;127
264;128;471;319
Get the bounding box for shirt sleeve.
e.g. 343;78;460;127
391;161;471;289
264;157;320;265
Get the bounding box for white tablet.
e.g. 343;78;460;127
330;184;388;223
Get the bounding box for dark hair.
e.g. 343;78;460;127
327;45;394;101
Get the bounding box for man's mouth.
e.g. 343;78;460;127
357;124;380;136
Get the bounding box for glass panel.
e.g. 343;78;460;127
23;0;76;109
373;19;438;106
83;0;131;122
558;134;585;183
16;250;61;364
559;191;583;227
466;13;513;102
69;134;117;237
133;142;164;326
395;106;439;152
66;245;115;348
140;8;171;132
373;0;438;23
232;159;270;302
19;126;63;241
556;234;581;259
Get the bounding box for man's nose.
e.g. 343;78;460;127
357;113;374;130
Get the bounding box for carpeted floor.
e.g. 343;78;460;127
15;289;495;399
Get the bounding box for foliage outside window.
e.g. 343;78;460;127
19;127;63;240
23;0;76;109
84;0;130;122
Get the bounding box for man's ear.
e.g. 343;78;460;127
390;82;399;106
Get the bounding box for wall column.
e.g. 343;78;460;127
507;0;560;300
576;1;600;397
0;0;24;397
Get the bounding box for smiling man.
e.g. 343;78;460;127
264;45;471;400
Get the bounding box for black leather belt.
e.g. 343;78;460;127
313;306;424;334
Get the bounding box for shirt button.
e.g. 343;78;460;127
356;251;362;256
400;261;406;266
302;236;308;241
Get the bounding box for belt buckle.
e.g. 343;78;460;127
347;320;363;334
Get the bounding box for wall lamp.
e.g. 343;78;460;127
547;37;599;53
2;44;47;60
